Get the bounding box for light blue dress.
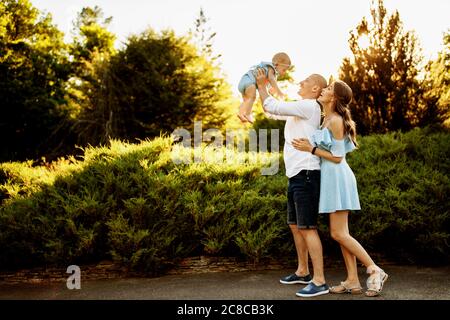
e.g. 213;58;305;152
309;127;361;213
237;61;277;95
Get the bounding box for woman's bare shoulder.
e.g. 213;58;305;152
328;115;344;139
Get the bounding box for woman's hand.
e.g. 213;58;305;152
255;68;267;88
292;138;314;153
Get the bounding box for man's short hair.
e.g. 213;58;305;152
310;74;327;89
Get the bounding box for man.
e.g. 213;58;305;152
255;69;329;297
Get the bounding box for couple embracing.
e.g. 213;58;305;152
255;69;388;298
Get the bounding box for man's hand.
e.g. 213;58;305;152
268;87;284;98
254;68;271;107
291;138;314;153
274;89;286;99
255;68;267;88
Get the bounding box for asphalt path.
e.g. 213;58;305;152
1;265;449;300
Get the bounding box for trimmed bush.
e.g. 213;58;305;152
347;127;450;264
0;127;449;273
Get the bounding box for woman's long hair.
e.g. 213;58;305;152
333;81;358;147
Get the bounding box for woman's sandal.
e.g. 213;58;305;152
365;268;389;297
330;281;363;295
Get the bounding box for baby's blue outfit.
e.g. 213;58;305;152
238;61;277;95
309;127;361;213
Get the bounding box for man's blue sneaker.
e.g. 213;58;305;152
280;273;312;285
296;282;330;297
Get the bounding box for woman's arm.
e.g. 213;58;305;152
291;138;343;164
300;116;346;163
314;146;343;164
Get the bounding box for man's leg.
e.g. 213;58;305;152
280;181;311;285
298;229;325;285
289;224;309;276
292;170;329;297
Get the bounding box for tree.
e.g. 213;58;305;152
75;29;234;145
68;6;117;145
189;8;236;130
0;0;71;161
339;0;423;135
70;6;116;76
190;8;220;62
420;30;450;126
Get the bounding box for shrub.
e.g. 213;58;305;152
346;127;450;264
0;127;448;273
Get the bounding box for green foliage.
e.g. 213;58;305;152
420;31;450;126
339;0;424;134
1;127;448;274
235;190;286;263
74;28;234;146
346;127;450;263
67;6;117;146
0;136;284;272
0;3;237;162
0;0;71;161
72;6;115;58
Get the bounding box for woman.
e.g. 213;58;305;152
292;80;388;297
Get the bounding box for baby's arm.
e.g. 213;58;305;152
267;68;285;98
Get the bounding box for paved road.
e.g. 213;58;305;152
0;265;449;300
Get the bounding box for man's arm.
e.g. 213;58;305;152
255;68;271;105
255;68;315;119
291;138;343;164
267;69;284;98
291;118;346;163
264;111;289;121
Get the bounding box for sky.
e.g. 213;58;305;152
32;0;450;97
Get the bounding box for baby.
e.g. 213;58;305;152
237;52;291;123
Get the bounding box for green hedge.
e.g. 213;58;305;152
348;127;450;264
0;127;449;273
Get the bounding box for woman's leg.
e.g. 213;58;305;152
330;211;388;296
340;245;360;287
328;213;361;291
329;211;376;269
335;214;360;285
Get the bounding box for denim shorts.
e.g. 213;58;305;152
287;170;321;229
238;73;256;95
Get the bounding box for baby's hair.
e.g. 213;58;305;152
272;52;291;66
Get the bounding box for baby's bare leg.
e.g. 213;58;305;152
237;85;256;123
